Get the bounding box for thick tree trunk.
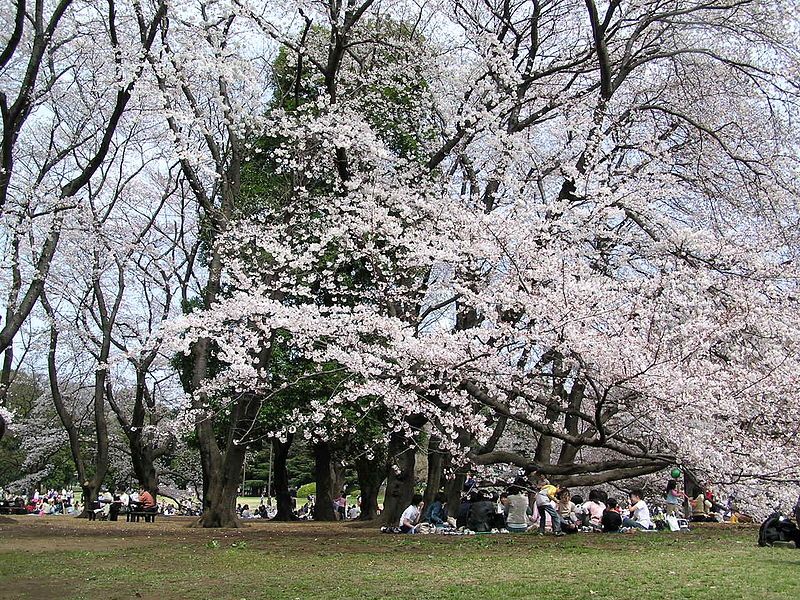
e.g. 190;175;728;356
422;435;444;508
381;431;418;526
313;442;337;521
194;471;240;528
271;435;294;521
79;483;99;519
195;391;264;528
445;471;466;513
558;380;586;465
333;461;346;499
355;454;385;521
130;442;159;495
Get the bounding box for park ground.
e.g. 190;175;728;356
1;517;799;600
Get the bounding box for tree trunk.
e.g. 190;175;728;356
355;453;385;521
271;435;294;521
422;435;444;508
313;442;337;521
79;483;99;519
558;380;586;465
445;470;466;513
130;437;160;497
381;431;418;526
194;468;241;528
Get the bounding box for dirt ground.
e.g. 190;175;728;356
0;514;377;551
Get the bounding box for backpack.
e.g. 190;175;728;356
758;513;800;548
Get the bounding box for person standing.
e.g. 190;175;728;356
534;476;564;536
664;480;686;517
336;492;347;521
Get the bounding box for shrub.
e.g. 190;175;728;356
297;482;316;497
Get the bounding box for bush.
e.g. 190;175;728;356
297;482;316;497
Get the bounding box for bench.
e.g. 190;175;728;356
0;501;26;515
127;506;157;523
128;510;157;523
87;501;108;521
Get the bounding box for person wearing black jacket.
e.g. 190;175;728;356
601;498;623;533
468;491;499;532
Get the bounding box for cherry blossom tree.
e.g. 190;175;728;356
0;0;168;440
167;0;800;519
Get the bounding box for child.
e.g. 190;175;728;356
622;489;652;530
399;494;425;533
556;488;578;533
664;480;686;516
581;489;606;529
601;497;623;532
534;476;564;536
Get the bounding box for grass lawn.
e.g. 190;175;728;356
0;517;798;600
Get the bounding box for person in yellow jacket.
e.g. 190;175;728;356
534;476;564;536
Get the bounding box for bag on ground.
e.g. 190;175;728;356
757;513;800;548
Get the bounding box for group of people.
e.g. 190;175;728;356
89;487;157;521
394;473;667;535
0;487;82;516
664;480;730;522
236;491;363;521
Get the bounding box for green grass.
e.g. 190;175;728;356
0;519;798;600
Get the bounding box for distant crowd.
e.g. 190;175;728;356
0;488;82;516
236;489;363;521
0;486;199;519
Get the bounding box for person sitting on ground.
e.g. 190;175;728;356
602;498;623;533
665;480;686;517
581;489;606;530
241;504;252;518
534;475;564;536
505;484;531;533
467;490;497;532
348;504;361;520
499;492;510;518
456;492;476;528
424;492;448;527
622;489;652;530
571;495;584;523
556;488;579;533
690;488;715;522
399;494;425;533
